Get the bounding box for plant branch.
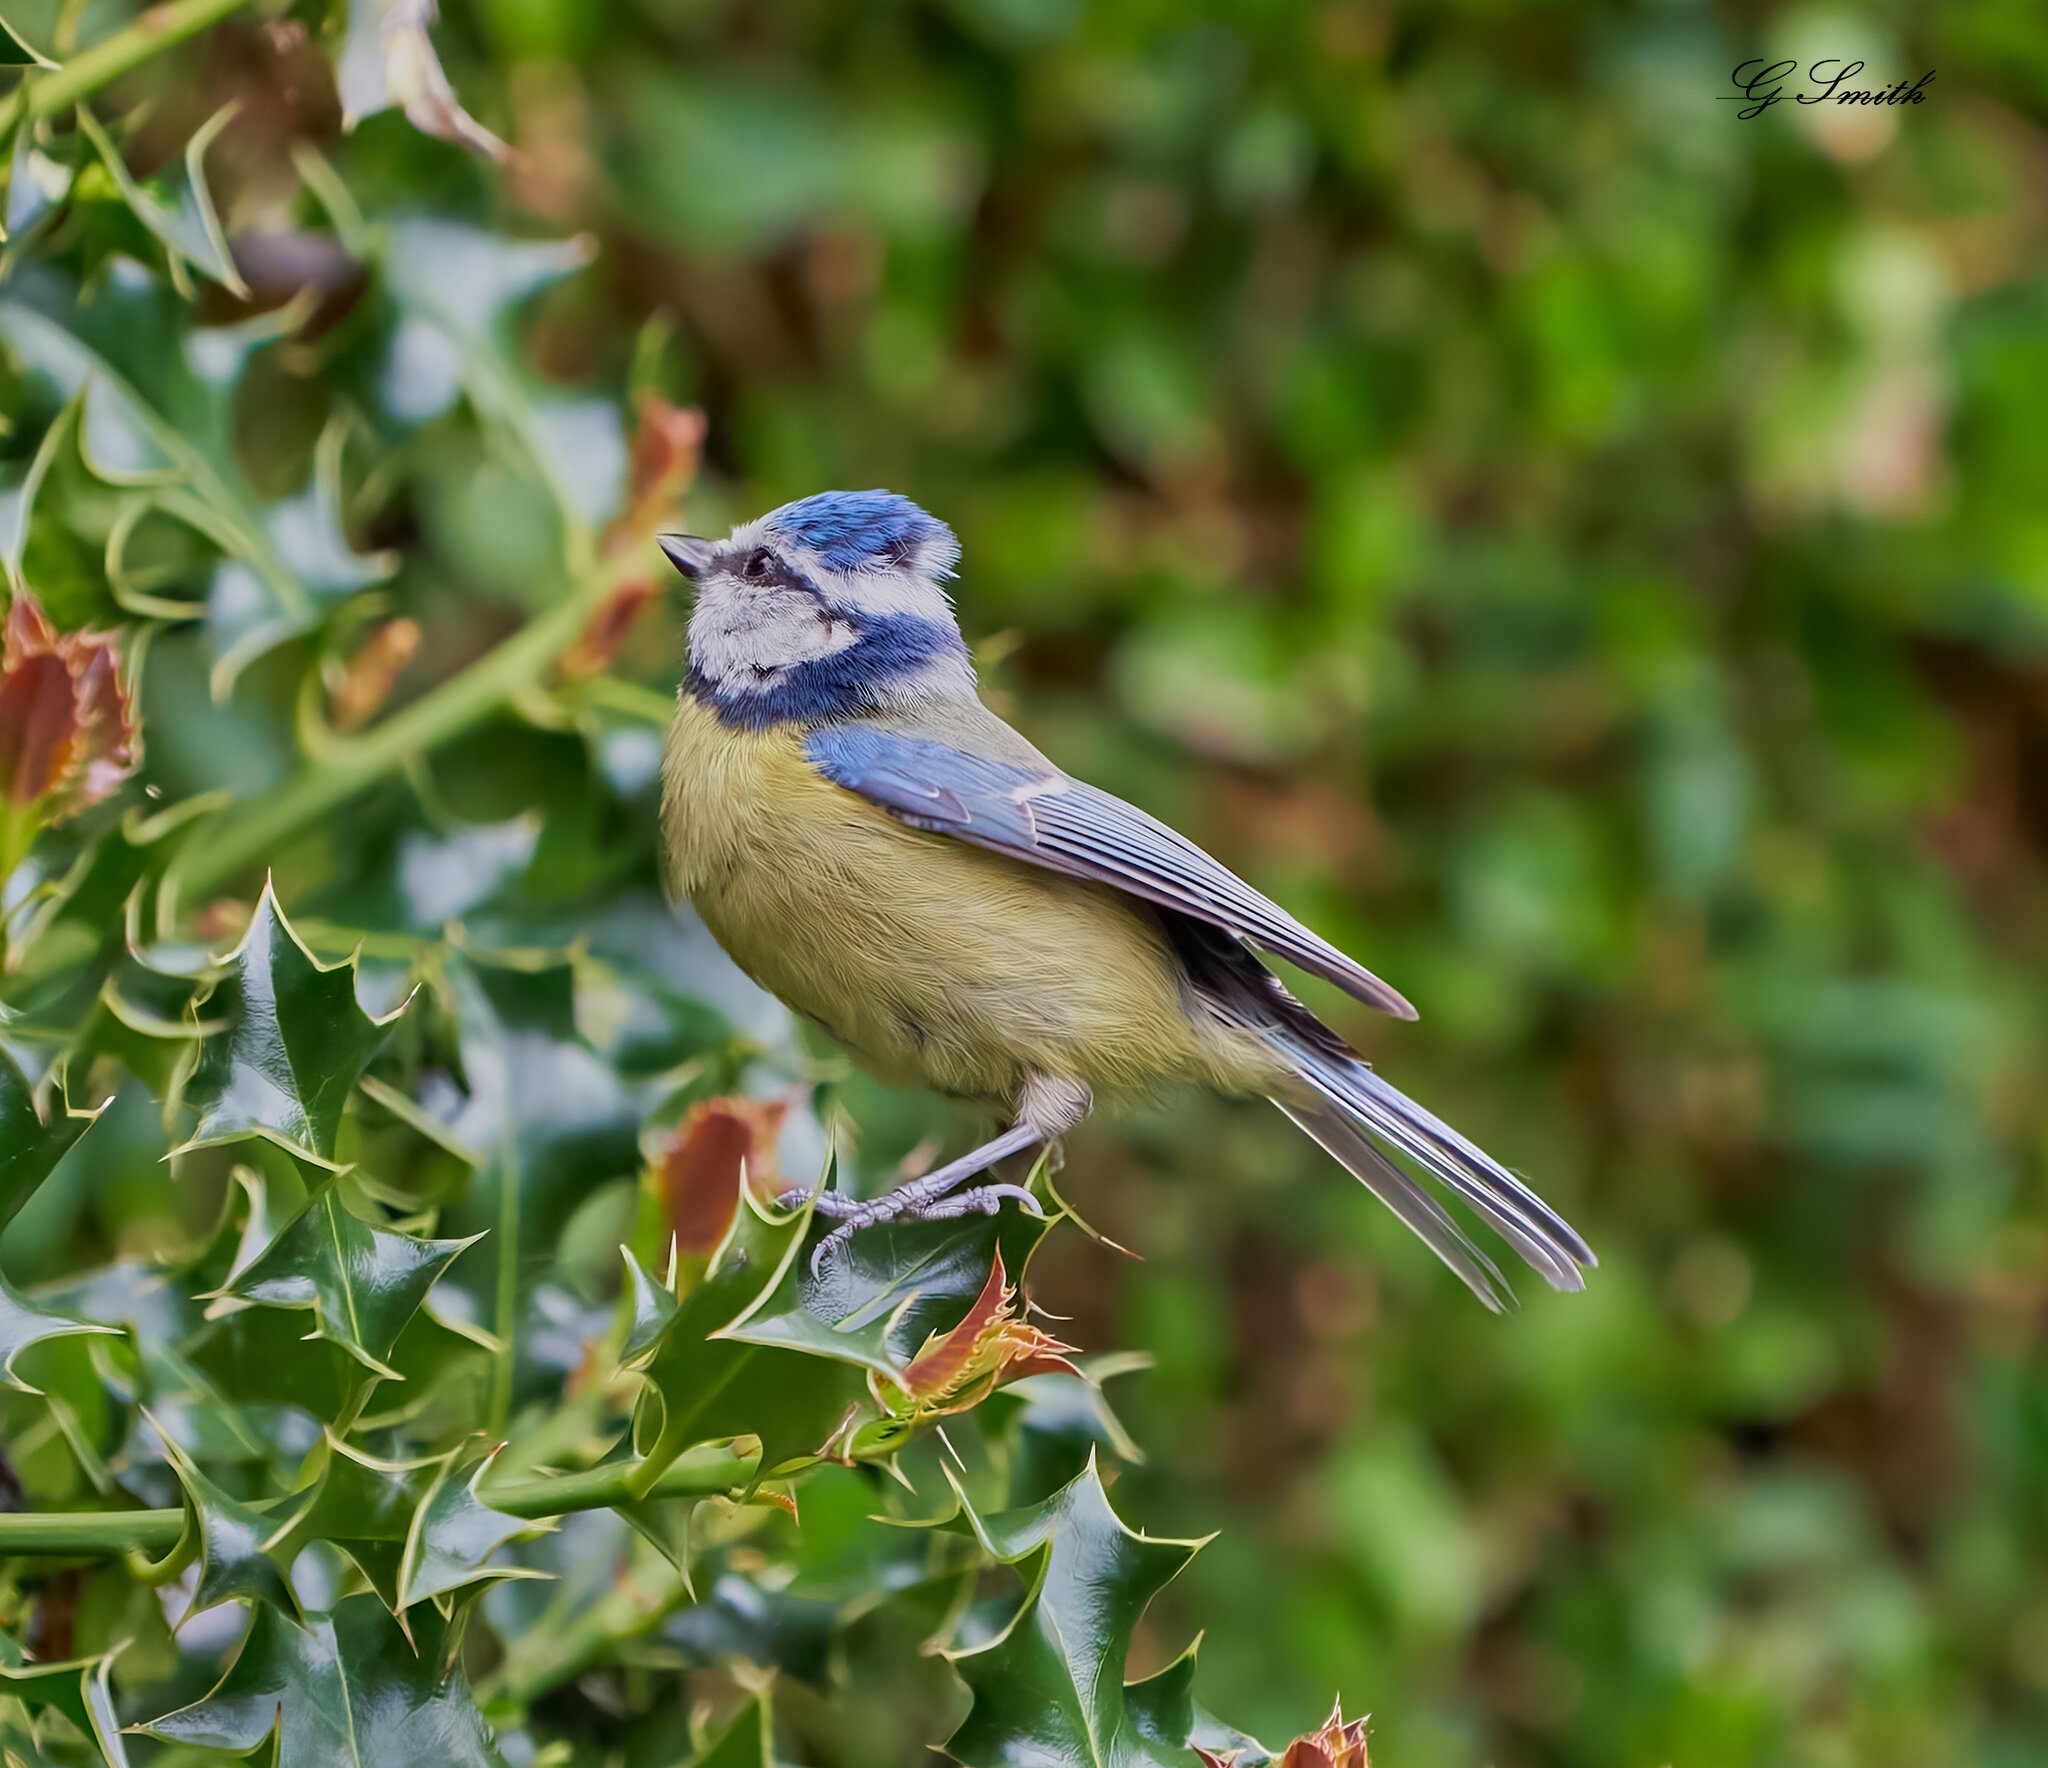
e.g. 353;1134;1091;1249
172;554;640;904
0;0;259;137
0;1445;759;1560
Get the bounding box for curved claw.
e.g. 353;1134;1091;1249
967;1183;1043;1217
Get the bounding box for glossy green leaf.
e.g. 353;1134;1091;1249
0;1047;98;1233
0;1271;118;1392
136;1593;506;1765
944;1460;1211;1768
397;1446;549;1610
1124;1646;1273;1765
625;1190;863;1488
0;1648;131;1767
149;1423;306;1621
178;883;405;1165
218;1176;475;1376
617;1489;697;1585
619;1239;680;1360
184;1298;380;1445
280;1435;441;1610
0;281;388;688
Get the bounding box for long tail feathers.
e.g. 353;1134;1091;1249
1279;1100;1514;1312
1275;1049;1595;1309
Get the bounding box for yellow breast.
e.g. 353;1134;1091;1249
660;698;1260;1105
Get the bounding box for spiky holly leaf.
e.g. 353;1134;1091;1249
185;1299;380;1445
396;1445;549;1611
1128;1646;1274;1766
0;1047;99;1232
178;883;404;1165
0;1271;118;1392
620;1238;679;1360
943;1459;1212;1768
146;1422;308;1622
0;285;394;690
135;1593;506;1766
625;1190;863;1488
217;1175;476;1376
0;1647;131;1767
279;1435;442;1611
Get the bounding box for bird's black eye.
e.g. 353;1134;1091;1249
740;548;774;582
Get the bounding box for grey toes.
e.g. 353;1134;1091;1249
783;1186;863;1220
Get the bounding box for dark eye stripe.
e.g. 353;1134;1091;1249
722;546;830;606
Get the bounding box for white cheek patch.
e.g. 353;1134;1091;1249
689;582;858;691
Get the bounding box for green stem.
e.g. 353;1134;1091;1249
0;1446;760;1560
0;0;259;137
172;557;634;904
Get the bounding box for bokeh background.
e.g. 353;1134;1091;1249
9;1;2048;1764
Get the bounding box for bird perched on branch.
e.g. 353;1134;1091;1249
659;491;1593;1306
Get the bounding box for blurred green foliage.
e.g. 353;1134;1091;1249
3;0;2047;1765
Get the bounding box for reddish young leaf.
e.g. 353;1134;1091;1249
620;394;705;535
560;578;658;680
1202;1703;1371;1768
892;1249;1082;1419
651;1095;790;1257
0;592;136;819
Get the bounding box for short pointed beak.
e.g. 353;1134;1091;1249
658;534;717;580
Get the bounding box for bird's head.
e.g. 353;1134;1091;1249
661;490;973;726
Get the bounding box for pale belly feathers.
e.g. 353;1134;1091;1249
661;698;1276;1108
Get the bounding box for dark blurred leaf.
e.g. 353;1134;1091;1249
685;1693;778;1767
0;17;58;69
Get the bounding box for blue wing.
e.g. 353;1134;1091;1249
805;720;1416;1020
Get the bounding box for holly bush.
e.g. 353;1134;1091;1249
0;4;1355;1763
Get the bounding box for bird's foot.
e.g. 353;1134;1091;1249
778;1185;866;1221
806;1182;1042;1278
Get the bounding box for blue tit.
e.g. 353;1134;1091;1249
658;491;1592;1306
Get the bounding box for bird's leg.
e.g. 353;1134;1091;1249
800;1123;1041;1274
802;1077;1091;1275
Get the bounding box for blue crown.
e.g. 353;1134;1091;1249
763;490;957;575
